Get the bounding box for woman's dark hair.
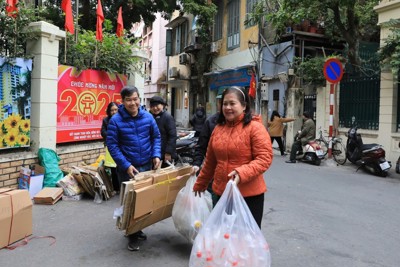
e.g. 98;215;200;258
217;86;252;126
106;102;118;117
270;110;281;122
120;86;140;100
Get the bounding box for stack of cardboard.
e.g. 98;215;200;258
0;188;32;248
34;187;64;205
117;165;192;235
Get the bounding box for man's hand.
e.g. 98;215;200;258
190;165;200;175
153;157;161;170
127;165;139;179
164;153;172;163
228;170;241;184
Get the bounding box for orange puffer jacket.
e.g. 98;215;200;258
194;114;273;197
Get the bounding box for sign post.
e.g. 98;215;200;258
323;58;343;158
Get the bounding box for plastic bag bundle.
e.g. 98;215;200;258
189;180;271;267
172;175;212;243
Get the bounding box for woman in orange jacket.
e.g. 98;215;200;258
267;111;295;156
193;86;273;228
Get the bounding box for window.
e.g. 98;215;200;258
173;21;188;55
246;0;258;27
213;1;223;41
227;0;240;49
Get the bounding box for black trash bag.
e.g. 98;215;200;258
38;148;64;187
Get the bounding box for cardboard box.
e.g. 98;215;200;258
125;173;191;235
117;165;192;235
0;188;33;249
34;188;63;205
18;164;45;199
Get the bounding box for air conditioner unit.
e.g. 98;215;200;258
169;67;179;78
260;82;268;101
179;53;189;65
210;41;221;54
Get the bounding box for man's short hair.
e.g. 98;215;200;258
303;111;311;119
121;86;140;100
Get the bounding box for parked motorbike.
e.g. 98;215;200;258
176;130;197;165
296;140;325;166
346;126;391;177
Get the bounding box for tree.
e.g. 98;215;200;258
265;0;380;68
178;0;217;106
43;0;179;34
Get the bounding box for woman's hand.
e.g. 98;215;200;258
164;153;172;162
228;170;241;184
193;182;205;197
153;158;161;170
190;165;200;175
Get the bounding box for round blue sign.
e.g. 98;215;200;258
323;58;343;84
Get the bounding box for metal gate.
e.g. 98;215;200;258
304;94;316;121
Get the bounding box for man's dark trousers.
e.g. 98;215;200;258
290;140;302;161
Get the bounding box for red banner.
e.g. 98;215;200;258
57;65;126;143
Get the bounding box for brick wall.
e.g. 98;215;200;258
0;147;105;189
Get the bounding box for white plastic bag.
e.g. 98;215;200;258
189;180;271;267
172;175;212;243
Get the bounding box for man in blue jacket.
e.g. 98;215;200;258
107;86;161;251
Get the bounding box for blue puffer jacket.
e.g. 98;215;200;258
106;106;161;172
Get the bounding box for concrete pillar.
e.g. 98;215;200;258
26;21;65;152
285;87;304;149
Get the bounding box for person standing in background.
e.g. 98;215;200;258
101;102;120;193
190;104;206;137
107;86;161;252
267;111;295;156
149;96;177;167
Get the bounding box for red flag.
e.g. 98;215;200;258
116;6;124;39
96;0;104;41
249;72;256;98
6;0;18;18
61;0;74;34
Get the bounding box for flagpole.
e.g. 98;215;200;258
64;35;67;63
14;17;17;55
75;0;79;42
95;41;98;68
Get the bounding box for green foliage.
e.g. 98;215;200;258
262;0;380;66
379;19;400;74
180;0;217;41
0;2;46;58
295;56;326;86
59;23;142;74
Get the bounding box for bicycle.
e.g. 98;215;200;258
315;127;347;165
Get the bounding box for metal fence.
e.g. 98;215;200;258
339;42;381;130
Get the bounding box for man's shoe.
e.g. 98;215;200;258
137;230;147;241
128;239;140;251
285;160;296;163
297;151;303;155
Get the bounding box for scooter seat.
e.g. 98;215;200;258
176;139;194;148
361;143;380;151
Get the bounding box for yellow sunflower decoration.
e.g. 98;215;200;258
19;119;30;133
0;122;4;137
4;114;22;131
4;129;19;147
0;137;4;148
17;134;30;145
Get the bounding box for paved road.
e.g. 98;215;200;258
1;153;400;267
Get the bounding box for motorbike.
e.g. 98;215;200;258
296;140;325;166
176;130;197;165
346;126;391;177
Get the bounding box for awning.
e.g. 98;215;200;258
165;16;188;28
204;64;255;76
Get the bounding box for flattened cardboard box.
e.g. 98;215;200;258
117;165;192;234
125;173;191;235
0;188;33;249
34;187;63;205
